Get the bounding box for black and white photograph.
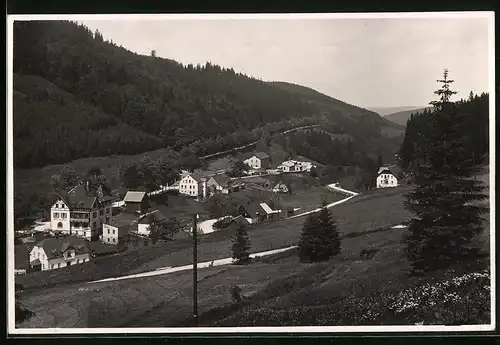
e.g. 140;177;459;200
7;12;495;334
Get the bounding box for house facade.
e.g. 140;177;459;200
102;212;138;245
244;152;270;170
278;160;316;173
179;173;207;200
376;167;399;188
50;185;114;240
207;174;231;195
238;201;276;224
29;236;91;271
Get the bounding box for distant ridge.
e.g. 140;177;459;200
368;106;427;117
384;107;432;126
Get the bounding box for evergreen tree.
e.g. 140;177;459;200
403;69;487;273
232;225;251;265
298;204;341;262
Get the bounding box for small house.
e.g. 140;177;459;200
102;212;138;245
238;202;267;224
244;152;271;170
123;191;150;214
272;181;289;193
207;174;232;195
29;236;91;271
376;166;399;188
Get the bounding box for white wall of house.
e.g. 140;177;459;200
376;173;398;188
244;156;262;169
179;175;207;199
137;223;151;236
29;246;90;271
102;223;120;244
50;199;71;233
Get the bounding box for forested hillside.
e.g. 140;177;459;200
13;20;401;169
398;92;489;172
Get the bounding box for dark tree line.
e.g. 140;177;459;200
401;70;488;273
13;20;400;169
278;129;379;190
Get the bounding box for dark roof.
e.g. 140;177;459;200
254;152;270;160
240;202;265;218
138;209;167;224
30;259;41;266
89;241;118;255
36;236;90;260
211;174;231;188
377;165;403;177
15;244;31;269
233;215;250;227
106;212;139;228
58;185;96;210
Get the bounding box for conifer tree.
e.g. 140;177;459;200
298;203;341;262
232;225;251;265
403;69;487;273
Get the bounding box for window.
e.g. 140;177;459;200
113;238;116;243
112;229;116;235
108;228;110;234
61;204;65;209
53;212;59;218
57;222;63;229
92;212;97;218
62;213;67;219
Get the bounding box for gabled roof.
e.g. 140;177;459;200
377;165;402;176
240;202;265;218
58;185;97;210
259;202;274;215
273;181;287;189
138;209;166;224
181;173;204;183
35;236;90;260
233;215;250;227
124;191;147;203
210;174;231;187
106;212;139;228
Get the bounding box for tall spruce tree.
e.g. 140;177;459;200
403;69;487;273
232;225;251;265
298;203;341;262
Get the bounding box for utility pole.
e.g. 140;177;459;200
192;213;198;326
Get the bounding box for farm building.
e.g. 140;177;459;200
277;160;316;173
376;166;400;188
207;174;232;195
123;191;150;214
29;236;91;271
244;152;271;170
102;212;138;245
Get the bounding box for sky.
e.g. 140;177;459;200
81;14;492;109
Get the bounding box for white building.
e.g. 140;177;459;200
50;185;114;240
102;212;138;245
29;236;91;271
376;166;399;188
244;152;271;170
277;160;316;173
179;173;207;200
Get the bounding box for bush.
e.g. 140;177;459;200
360;248;379;259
